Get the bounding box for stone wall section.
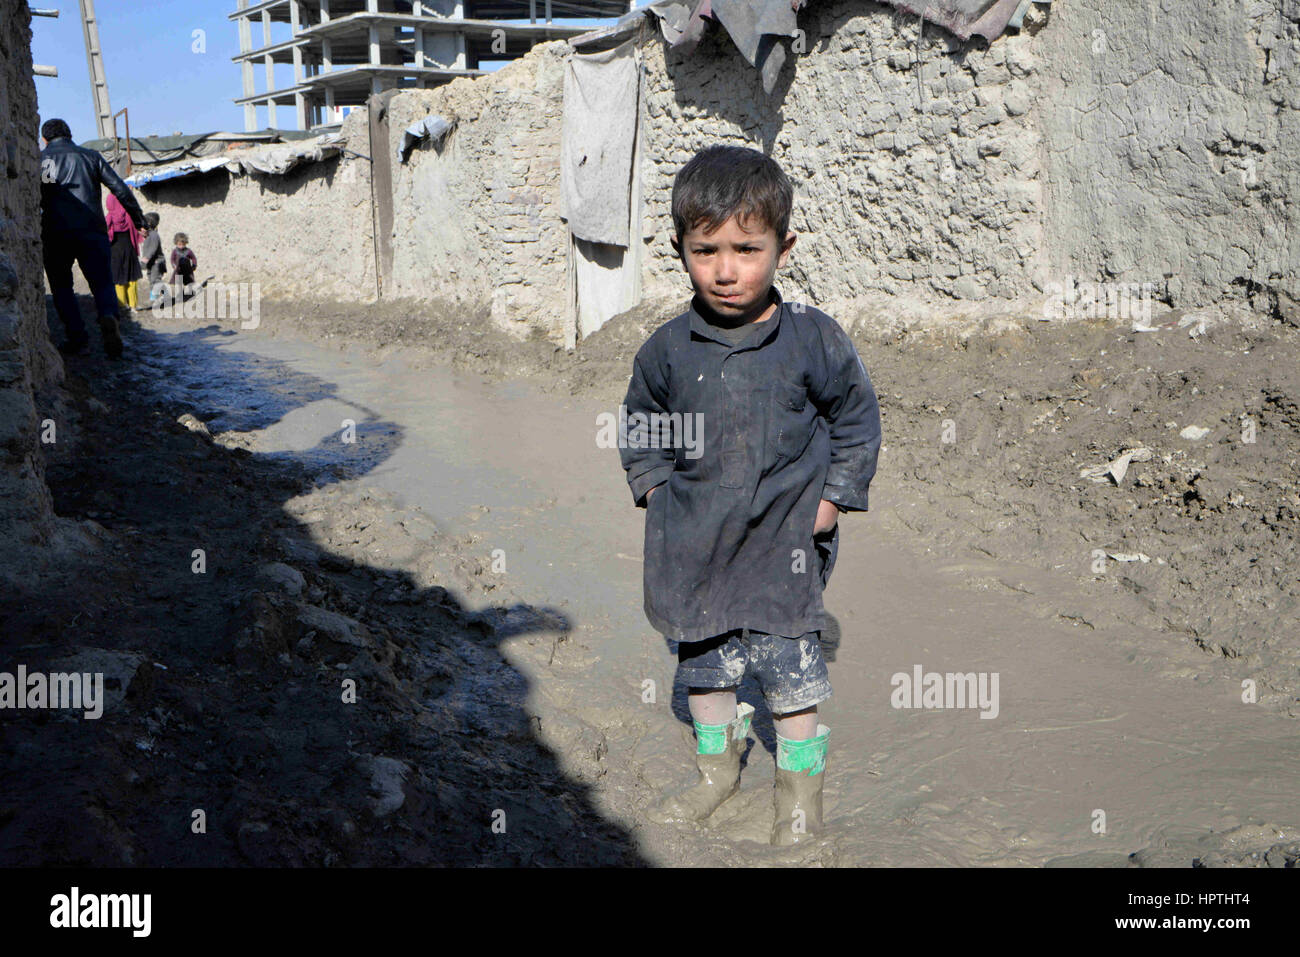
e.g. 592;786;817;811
0;0;59;573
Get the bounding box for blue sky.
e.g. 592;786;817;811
31;0;636;140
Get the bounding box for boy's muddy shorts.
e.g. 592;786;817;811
676;628;831;714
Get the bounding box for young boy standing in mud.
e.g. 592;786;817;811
619;145;881;845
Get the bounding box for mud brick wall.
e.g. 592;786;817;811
127;0;1300;339
385;42;570;338
1035;0;1300;320
639;0;1047;324
135;109;376;303
0;0;58;573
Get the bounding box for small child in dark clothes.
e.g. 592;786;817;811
140;213;165;302
168;232;197;299
619;145;881;845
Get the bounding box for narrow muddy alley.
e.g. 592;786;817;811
23;302;1289;868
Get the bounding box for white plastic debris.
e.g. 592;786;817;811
1079;447;1154;485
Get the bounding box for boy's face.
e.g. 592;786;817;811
674;214;796;323
175;240;187;248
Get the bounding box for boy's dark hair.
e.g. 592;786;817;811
671;145;793;248
145;212;160;229
41;118;72;142
174;232;189;244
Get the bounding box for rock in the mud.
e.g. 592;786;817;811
227;592;298;668
256;561;306;598
358;755;411;818
176;413;212;439
46;648;151;716
1179;425;1211;441
296;603;370;658
277;534;321;568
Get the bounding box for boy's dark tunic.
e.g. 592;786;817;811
620;287;882;643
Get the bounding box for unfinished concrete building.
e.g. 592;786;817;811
231;0;631;131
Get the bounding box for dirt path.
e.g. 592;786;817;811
5;295;1297;867
101;301;1300;867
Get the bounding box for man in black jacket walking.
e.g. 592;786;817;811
39;118;145;358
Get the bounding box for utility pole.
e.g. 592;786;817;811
78;0;113;139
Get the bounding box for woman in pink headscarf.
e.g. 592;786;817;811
105;192;142;312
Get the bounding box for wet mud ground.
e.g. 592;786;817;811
2;293;1298;867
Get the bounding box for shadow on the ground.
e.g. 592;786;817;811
0;296;645;866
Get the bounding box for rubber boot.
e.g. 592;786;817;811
98;314;124;359
647;703;754;824
770;724;829;846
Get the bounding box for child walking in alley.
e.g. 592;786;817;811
619;145;881;845
140;213;166;304
168;232;197;300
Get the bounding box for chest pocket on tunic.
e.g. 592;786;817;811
774;381;813;460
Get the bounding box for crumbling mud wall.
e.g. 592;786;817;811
384;43;570;338
0;0;59;580
640;0;1047;325
132;1;1300;340
1035;0;1300;320
135;111;375;303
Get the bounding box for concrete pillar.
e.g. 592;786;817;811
291;0;307;128
238;10;257;132
262;9;275;128
320;0;330;20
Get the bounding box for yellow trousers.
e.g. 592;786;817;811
115;282;139;309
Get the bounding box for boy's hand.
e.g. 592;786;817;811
814;498;839;536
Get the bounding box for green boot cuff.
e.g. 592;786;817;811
775;725;830;775
694;720;730;755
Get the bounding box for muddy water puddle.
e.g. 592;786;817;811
127;318;1300;866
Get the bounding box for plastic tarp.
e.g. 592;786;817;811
560;38;640;248
125;133;346;187
88;128;335;172
233;132;345;175
124;154;230;187
398;115;454;163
